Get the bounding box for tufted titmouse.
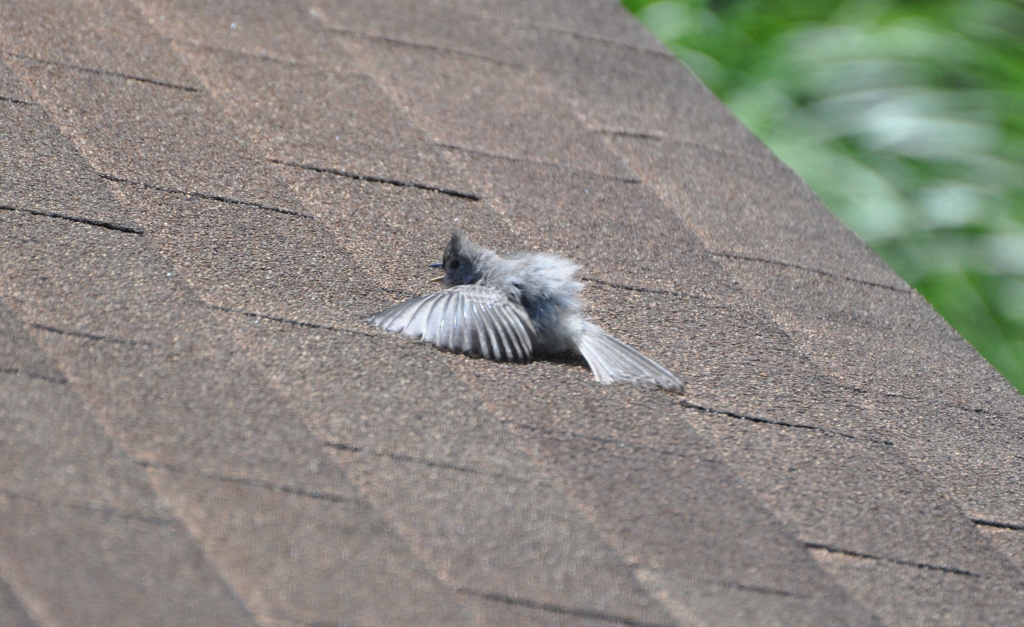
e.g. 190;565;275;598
368;232;683;392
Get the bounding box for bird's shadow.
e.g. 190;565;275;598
458;348;592;375
539;352;590;369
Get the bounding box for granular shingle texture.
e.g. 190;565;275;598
1;1;1022;625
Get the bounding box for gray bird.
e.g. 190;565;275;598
368;232;683;392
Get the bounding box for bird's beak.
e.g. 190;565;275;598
428;262;444;283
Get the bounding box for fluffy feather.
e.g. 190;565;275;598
368;232;683;392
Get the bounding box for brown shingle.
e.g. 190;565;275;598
2;0;1021;624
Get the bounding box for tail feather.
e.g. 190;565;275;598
576;328;683;392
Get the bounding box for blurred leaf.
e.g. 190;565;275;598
626;0;1024;393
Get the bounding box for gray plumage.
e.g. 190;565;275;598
368;232;684;392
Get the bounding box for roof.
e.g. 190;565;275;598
1;0;1022;625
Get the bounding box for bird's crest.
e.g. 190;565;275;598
443;230;472;262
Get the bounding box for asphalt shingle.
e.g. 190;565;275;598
2;0;1022;624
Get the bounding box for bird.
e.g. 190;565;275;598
367;232;683;392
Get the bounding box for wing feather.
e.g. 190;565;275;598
455;298;476;358
453;291;472;353
493;305;526;362
443;291;460;351
479;303;503;360
468;299;491;360
374;293;430;332
577;327;683;392
577;333;614;381
435;289;455;348
406;294;441;339
487;304;515;361
498;312;524;362
510;309;534;359
462;293;479;354
368;285;536;362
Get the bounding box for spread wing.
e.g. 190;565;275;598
368;285;538;362
577;327;684;392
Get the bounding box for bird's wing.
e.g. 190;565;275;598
576;327;683;392
368;285;538;363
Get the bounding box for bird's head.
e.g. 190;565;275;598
430;231;485;288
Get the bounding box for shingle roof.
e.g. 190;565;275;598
1;1;1022;625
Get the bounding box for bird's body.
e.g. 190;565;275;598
368;233;683;392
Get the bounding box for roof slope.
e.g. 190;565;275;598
1;1;1022;625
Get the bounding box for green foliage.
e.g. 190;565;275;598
624;0;1024;392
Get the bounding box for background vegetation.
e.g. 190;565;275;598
622;0;1024;392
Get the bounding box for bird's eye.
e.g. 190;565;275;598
448;259;460;270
